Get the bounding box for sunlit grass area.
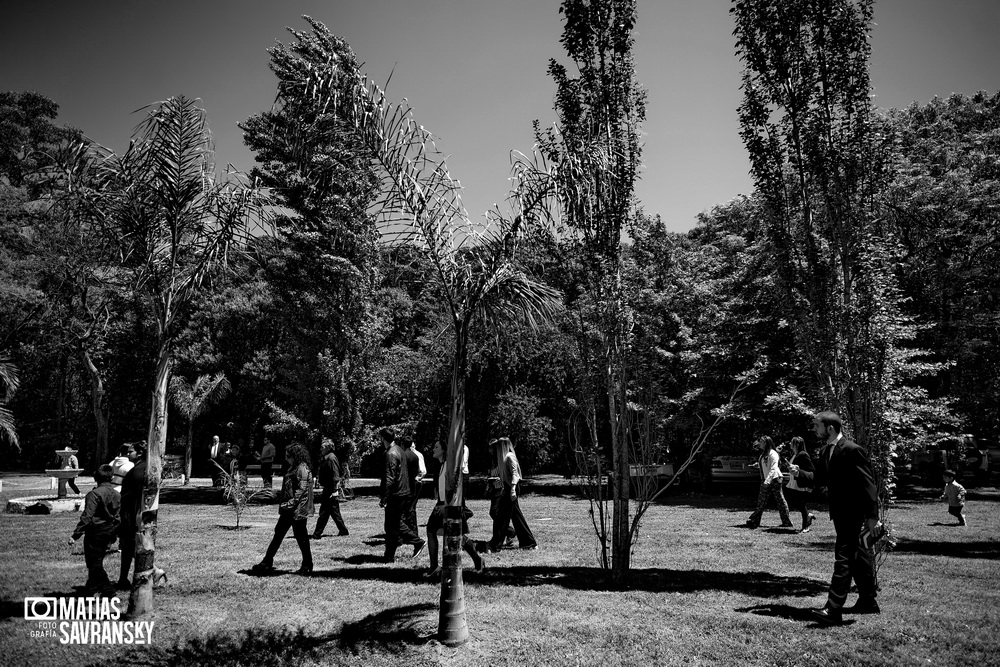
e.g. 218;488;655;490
1;475;998;666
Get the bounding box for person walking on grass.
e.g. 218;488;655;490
488;437;537;552
799;411;881;625
68;464;120;596
116;441;145;589
940;469;967;526
785;436;817;533
251;444;315;575
745;436;793;529
312;441;349;539
423;440;484;579
379;428;425;563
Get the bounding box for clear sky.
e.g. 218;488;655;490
2;1;998;232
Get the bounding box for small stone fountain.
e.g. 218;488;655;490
5;447;86;514
46;447;84;498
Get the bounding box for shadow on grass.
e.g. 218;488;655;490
892;538;1000;560
0;588;81;622
307;565;826;598
339;554;390;565
736;603;857;627
339;602;437;654
83;605;437;666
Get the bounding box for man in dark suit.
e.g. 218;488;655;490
793;411;881;625
379;428;425;562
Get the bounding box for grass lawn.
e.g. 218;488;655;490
1;474;999;666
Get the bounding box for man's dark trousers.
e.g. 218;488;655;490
829;516;877;608
384;495;421;559
315;489;348;536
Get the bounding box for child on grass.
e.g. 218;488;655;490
939;469;967;526
68;464;120;595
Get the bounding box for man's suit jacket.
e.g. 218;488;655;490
801;437;879;522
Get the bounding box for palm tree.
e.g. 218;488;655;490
87;96;266;616
0;356;19;451
268;19;561;644
169;372;231;483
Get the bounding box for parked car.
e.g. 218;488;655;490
710;456;758;482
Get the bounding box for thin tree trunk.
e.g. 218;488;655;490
439;328;469;646
129;342;168;617
80;349;109;464
184;420;193;484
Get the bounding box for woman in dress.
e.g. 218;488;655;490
251;443;314;574
745;435;793;529
784;436;817;532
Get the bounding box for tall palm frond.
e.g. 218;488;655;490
0;357;20;450
169;372;231;420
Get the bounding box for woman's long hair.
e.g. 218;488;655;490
755;435;775;452
285;443;311;472
493;437;517;483
789;436;807;455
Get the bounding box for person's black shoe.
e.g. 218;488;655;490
780;521;795;528
520;544;538;551
249;562;276;574
504;536;516;548
295;565;313;575
810;607;843;625
806;513;816;529
745;520;759;529
845;598;880;614
412;540;426;559
115;579;131;590
310;534;323;540
337;530;350;536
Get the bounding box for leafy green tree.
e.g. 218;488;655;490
169;372;231;482
87;96;266;616
534;0;646;585
732;0;902;503
241;18;379;459
886;92;1000;440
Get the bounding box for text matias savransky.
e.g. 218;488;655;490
24;596;154;645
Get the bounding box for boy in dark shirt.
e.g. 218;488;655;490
68;464;120;595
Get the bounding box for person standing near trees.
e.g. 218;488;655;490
745;436;794;529
109;443;135;494
208;435;223;486
379;428;424;562
255;439;276;488
116;441;145;589
800;411;881;625
68;464;119;596
785;436;817;533
405;440;426;539
251;443;315;574
488;437;537;552
312;441;349;538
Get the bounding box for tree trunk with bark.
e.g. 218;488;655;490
439;328;469;645
80;349;109;464
129;343;167;617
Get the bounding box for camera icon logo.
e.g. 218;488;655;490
24;597;58;621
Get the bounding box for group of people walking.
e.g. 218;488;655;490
745;435;815;532
250;429;538;577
